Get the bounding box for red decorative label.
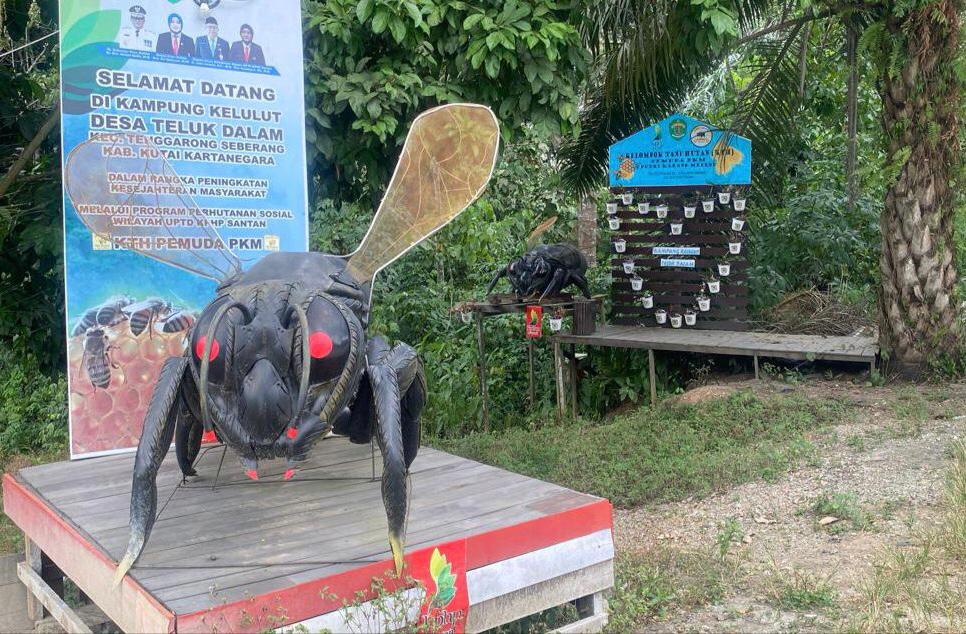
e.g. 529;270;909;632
525;305;543;339
408;540;469;633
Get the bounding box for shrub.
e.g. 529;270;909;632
0;349;68;457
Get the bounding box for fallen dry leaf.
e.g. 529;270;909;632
818;516;840;526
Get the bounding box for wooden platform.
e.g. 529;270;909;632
556;324;878;364
3;439;613;633
549;324;878;414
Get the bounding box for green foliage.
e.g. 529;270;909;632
0;350;68;457
0;0;64;372
810;491;873;533
302;0;589;201
434;390;849;506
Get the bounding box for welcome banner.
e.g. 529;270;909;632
59;0;309;457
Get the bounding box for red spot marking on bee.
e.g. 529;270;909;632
201;430;217;443
286;427;298;439
283;468;295;480
245;469;258;481
309;332;333;358
195;336;220;361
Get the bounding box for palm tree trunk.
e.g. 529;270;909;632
878;0;961;371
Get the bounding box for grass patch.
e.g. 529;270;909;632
766;568;837;611
851;440;966;632
889;387;929;437
810;491;874;533
432;391;849;507
605;549;736;632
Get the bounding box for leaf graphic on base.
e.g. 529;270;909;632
428;548;458;608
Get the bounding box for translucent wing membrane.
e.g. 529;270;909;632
346;103;500;282
64;133;242;282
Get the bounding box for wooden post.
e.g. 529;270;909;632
475;313;490;432
754;354;760;380
527;341;536;411
647;349;657;406
25;536;43;621
553;340;566;423
570;344;578;420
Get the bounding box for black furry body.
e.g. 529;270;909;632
486;243;591;300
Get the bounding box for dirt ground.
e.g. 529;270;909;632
613;377;966;632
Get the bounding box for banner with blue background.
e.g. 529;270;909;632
60;0;309;457
608;114;751;188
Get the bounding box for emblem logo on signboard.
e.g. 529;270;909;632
690;125;712;147
614;156;636;180
669;118;687;140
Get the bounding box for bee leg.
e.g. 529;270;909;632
538;268;568;302
368;338;425;576
175;398;202;478
484;266;508;297
114;355;187;587
570;271;592;298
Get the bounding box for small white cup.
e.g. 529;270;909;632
729;242;742;255
622;259;635;274
707;279;721;294
733;197;746;211
614;239;626;253
702;200;715;213
698;297;711;311
731;217;745;231
638;202;650;215
654;309;667;324
608;217;621;230
622;192;634;205
718;263;731;276
606;202;618;215
684;312;697;326
641;295;654;309
630;275;643;291
684;205;696;218
670;222;683;235
717;191;731;204
549;317;563;332
670;314;683;328
656;205;669;219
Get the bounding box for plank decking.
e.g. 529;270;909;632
556;324;877;363
4;438;613;632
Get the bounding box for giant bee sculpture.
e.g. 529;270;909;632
486;243;591;300
64;104;500;584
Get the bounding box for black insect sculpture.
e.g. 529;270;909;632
486;243;591;300
64;104;500;585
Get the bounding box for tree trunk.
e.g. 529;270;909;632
577;194;597;267
878;0;962;371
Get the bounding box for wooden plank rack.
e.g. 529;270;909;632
554;324;878;409
3;438;613;633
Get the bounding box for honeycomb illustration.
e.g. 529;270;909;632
68;322;190;455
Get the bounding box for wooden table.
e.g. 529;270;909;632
553;324;878;411
4;438;613;633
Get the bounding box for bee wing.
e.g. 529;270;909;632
345;104;500;282
525;215;558;250
64;133;241;283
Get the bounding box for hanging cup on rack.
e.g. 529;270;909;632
606;201;618;215
670;221;683;235
702;199;715;213
733;197;747;211
718;262;731;276
717;191;731;204
614;238;626;253
731;217;745;231
608;217;621;230
638;201;650;215
622;259;635;274
622;192;634;205
655;204;669;219
654;309;667;325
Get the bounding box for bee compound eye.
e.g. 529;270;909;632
194;335;220;361
308;331;333;359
